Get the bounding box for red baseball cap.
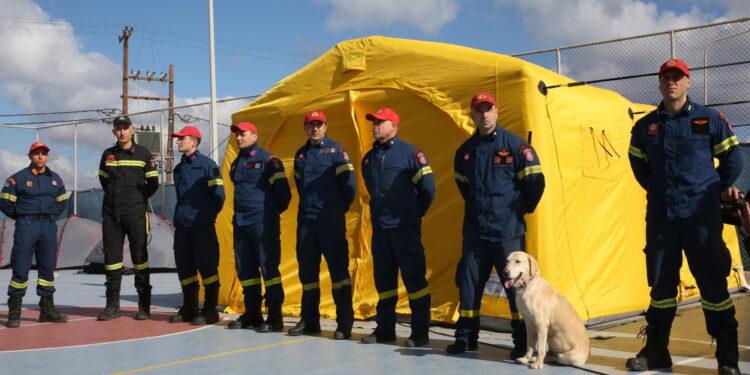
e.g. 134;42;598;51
366;108;400;126
471;92;496;110
304;110;327;124
172;125;202;139
29;141;50;153
231;122;257;134
659;59;690;77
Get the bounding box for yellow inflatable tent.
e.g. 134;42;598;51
214;36;745;325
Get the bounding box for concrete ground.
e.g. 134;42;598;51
0;269;748;374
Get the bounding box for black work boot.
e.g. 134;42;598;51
361;329;396;344
404;331;429;347
5;296;22;328
625;323;673;370
256;302;284;332
510;319;527;360
97;287;121;321
192;285;220;325
135;290;151;320
38;295;68;323
170;283;200;323
714;326;740;375
334;322;353;340
228;302;264;329
288;320;321;336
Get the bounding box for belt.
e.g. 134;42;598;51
22;214;50;220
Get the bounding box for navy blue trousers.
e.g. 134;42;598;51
644;213;737;335
7;216;57;297
454;230;525;343
234;217;284;309
372;225;431;334
296;217;353;325
174;225;220;288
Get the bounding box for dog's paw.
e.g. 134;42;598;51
530;362;545;369
515;356;530;364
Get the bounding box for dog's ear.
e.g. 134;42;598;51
527;253;541;278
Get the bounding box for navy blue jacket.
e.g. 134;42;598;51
293;136;356;222
173;150;225;228
98;142;159;217
1;165;67;220
230;144;291;226
454;125;545;241
362;137;436;229
629;98;742;219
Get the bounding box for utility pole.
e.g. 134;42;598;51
118;26;133;114
119;26;176;183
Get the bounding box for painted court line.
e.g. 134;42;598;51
110;335;321;374
0;323;212;353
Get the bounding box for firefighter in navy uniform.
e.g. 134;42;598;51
360;108;436;348
627;59;742;375
447;92;545;356
227;122;292;332
288;110;356;339
1;141;69;327
97;115;159;321
169;126;225;325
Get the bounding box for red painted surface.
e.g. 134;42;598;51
0;306;203;351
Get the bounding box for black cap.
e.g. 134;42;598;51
113;115;132;126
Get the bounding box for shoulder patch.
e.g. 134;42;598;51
719;113;733;132
149;159;156;168
7;178;16;185
339;147;350;162
412;149;428;165
518;143;534;162
269;156;281;169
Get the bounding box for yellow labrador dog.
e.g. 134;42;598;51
503;251;589;369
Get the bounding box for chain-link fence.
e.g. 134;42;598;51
512;18;750;132
513;18;750;267
0;96;255;220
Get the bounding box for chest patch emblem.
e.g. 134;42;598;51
106;155;116;162
26;180;33;187
647;123;659;136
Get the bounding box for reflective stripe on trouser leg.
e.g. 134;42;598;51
454;231;493;342
34;219;58;297
258;217;284;305
394;225;430;333
644;217;682;326
124;213;151;293
234;224;263;309
320;216;354;326
7;217;37;298
680;213;738;335
372;228;398;335
296;220;322;323
102;214;125;290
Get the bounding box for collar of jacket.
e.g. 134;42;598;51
182;149;202;163
306;135;329;149
475;125;499;141
239;143;259;156
27;164;52;176
373;136;398;150
657;96;694;119
114;140;137;154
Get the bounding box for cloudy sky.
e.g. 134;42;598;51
0;0;748;191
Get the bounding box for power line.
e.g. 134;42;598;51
0;108;120;118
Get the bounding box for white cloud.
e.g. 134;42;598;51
496;0;715;46
315;0;459;34
0;0;120;115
